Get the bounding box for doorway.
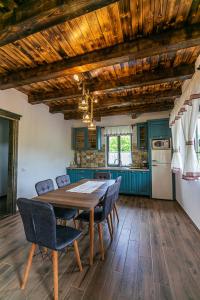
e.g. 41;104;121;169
0;109;21;219
0;117;9;217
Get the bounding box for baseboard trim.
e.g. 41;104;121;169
176;200;200;233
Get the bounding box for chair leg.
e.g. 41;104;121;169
106;216;113;240
73;240;83;272
97;223;104;260
110;213;114;233
21;243;36;290
114;203;119;223
52;250;58;300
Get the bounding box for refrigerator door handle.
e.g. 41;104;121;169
152;164;158;167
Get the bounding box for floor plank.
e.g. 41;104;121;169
0;196;200;300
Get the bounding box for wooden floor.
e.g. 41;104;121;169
0;196;200;300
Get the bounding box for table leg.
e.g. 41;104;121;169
89;208;94;266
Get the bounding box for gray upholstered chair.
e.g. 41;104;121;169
56;174;70;188
17;198;82;300
113;176;122;223
76;181;118;260
94;172;111;180
35;179;77;223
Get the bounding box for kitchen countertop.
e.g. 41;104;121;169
67;166;149;171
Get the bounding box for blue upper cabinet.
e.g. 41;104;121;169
72;127;101;151
137;122;148;150
72;128;87;150
87;126;102;150
148;119;171;140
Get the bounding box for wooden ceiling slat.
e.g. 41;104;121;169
188;0;200;24
0;0;118;47
64;102;174;119
49;94;178;114
0;24;199;90
27;65;190;104
176;0;193;24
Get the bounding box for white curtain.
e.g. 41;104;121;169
104;126;133;136
169;54;200;180
171;118;183;173
182;100;200;179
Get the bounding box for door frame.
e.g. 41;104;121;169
0;108;21;215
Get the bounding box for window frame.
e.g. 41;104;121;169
106;134;132;167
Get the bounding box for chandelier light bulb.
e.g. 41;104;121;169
73;74;80;82
82;113;91;124
88;120;96;130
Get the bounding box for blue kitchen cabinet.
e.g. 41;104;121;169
128;171;138;194
148;119;171;140
67;168;94;183
72;127;102;150
137;122;148;150
137;171;150;195
109;170;128;193
120;171;131;193
66;168;150;196
72;127;87;151
67;169;76;183
128;171;150;195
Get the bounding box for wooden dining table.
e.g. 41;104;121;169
34;178;115;266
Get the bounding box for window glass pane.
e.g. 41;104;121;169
108;136;119;165
120;135;132;166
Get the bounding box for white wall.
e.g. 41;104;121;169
0;118;9;196
0;89;73;198
68;110;170;128
176;174;200;230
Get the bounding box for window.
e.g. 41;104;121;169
107;135;132;167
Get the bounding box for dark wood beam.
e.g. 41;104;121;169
49;93;177;113
0;0;118;47
0;25;199;89
64;102;173;119
28;65;187;104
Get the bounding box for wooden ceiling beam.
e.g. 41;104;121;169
0;24;199;89
28;65;187;104
49;94;176;114
64;102;173;120
0;0;118;47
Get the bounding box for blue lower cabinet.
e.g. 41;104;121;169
66;168;150;196
67;169;94;183
136;171;150;196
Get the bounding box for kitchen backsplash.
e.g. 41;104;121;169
73;126;148;168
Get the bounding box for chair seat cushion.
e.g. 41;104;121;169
54;207;77;220
76;207;104;223
56;225;82;250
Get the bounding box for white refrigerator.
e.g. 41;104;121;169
151;149;173;200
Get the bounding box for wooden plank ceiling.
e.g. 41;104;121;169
0;0;199;119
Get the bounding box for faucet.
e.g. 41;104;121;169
114;158;122;166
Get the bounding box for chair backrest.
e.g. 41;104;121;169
94;172;111;180
102;182;118;219
114;176;122;202
35;179;54;196
17;198;57;249
56;174;70;188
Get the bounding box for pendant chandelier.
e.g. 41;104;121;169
74;74;98;130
